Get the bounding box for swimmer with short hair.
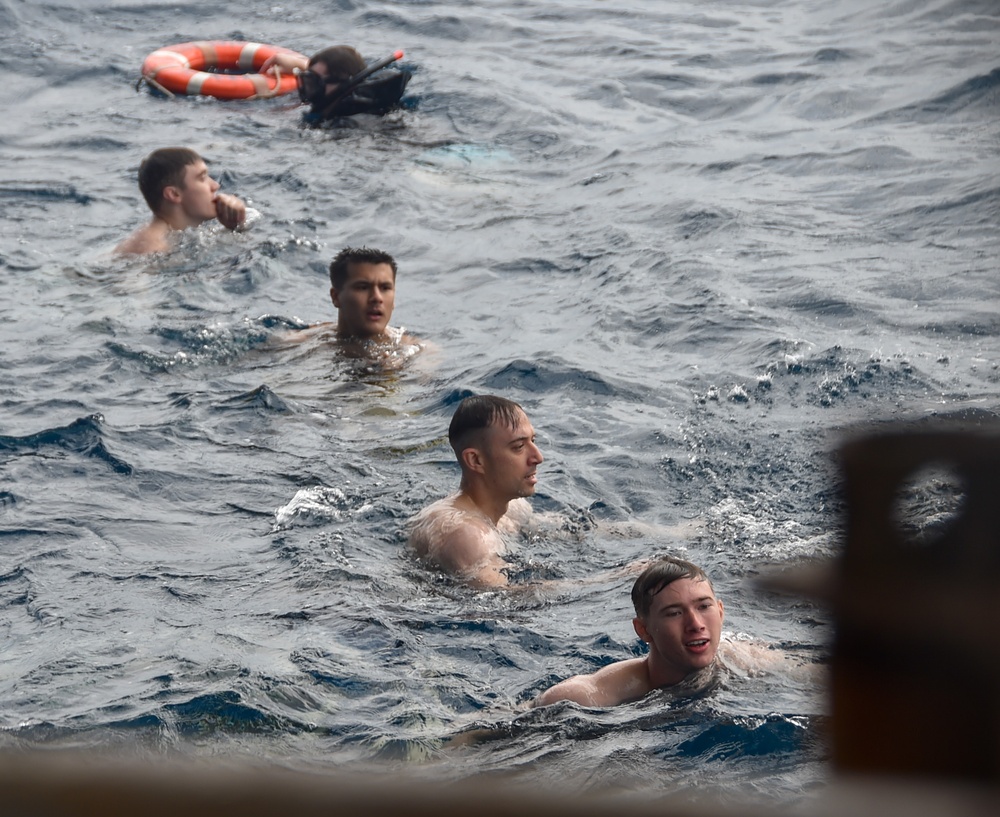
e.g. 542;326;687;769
534;556;723;707
275;246;424;362
328;246;415;346
114;147;246;256
407;395;543;589
533;555;819;708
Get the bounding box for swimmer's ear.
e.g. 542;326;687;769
459;446;485;474
162;185;183;205
717;599;724;626
633;616;650;643
330;286;340;308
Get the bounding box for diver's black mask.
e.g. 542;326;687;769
296;69;339;105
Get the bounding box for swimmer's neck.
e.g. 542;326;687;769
645;656;686;691
645;654;718;692
335;328;394;345
455;480;510;526
144;214;178;238
155;206;207;233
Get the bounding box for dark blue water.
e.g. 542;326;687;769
1;0;997;803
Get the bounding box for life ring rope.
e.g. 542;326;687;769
140;41;304;100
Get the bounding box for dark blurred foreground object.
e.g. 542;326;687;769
0;750;996;817
767;422;1000;783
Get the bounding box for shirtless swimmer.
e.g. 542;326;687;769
407;395;542;589
533;555;819;708
115;147;246;256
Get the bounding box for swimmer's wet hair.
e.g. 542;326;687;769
309;45;366;83
329;247;398;290
449;395;525;454
138;147;201;214
631;556;713;619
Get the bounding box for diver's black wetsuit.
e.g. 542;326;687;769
312;70;411;118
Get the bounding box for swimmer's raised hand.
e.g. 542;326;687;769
214;193;246;231
261;52;308;77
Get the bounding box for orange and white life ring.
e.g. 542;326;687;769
141;41;305;99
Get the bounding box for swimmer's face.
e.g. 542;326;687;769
173;159;221;224
299;62;345;104
478;410;543;501
633;577;724;686
331;261;396;340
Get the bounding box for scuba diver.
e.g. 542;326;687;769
261;45;410;121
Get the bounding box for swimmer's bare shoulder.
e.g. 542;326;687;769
720;638;824;684
533;657;650;708
408;495;509;588
114;220;172;256
389;327;431;359
496;497;531;534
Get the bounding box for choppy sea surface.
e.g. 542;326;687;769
1;0;998;805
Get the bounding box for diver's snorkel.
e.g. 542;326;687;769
301;50;405;119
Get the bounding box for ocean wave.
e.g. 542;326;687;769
0;414;132;475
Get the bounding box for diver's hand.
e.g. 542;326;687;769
261;52;308;77
214;194;247;231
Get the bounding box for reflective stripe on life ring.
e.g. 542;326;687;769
141;41;305;99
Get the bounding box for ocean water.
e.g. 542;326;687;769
1;0;997;804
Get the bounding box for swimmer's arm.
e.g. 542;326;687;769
465;560;509;589
214;194;247;231
405;335;441;375
429;521;510;589
396;331;439;352
263;322;334;349
260;52;309;76
532;658;648;709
